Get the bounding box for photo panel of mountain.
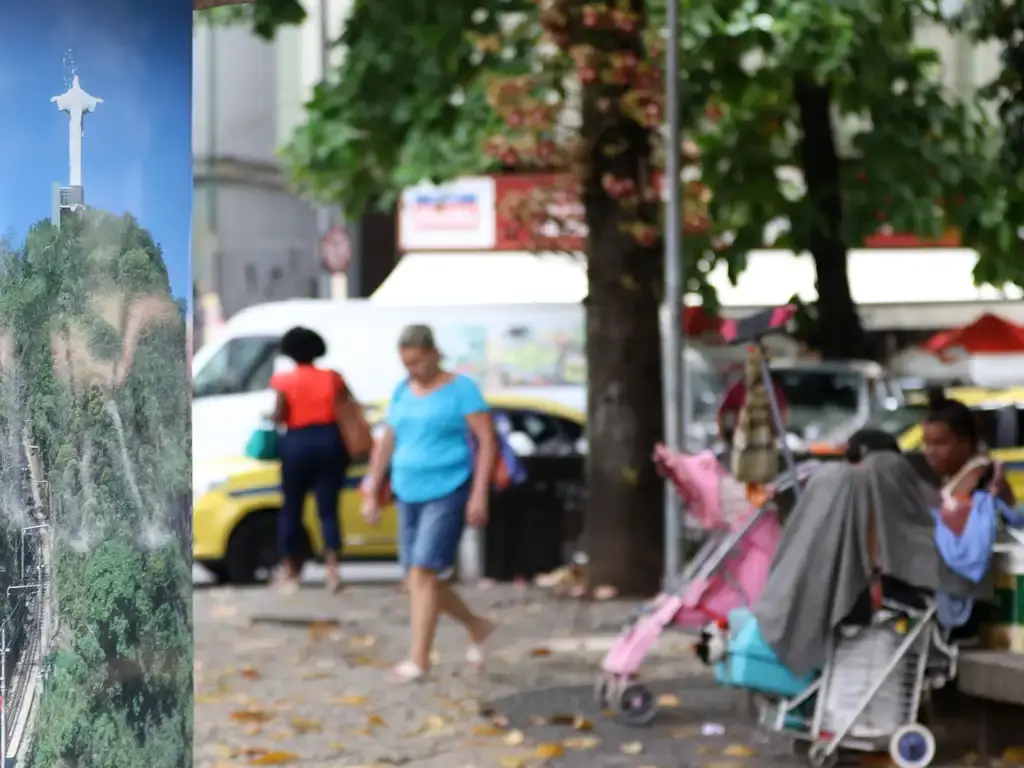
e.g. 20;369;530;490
0;1;192;766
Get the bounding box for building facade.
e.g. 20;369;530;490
191;18;322;330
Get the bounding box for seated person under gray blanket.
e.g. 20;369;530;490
751;450;984;677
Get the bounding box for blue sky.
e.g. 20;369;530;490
0;0;192;302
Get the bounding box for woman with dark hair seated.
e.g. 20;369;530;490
922;388;1018;637
269;326;352;593
923;388;1015;509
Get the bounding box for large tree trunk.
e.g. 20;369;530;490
794;76;870;360
578;2;664;596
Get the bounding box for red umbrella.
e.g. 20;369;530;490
923;313;1024;356
683;306;722;337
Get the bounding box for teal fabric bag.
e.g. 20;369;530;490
246;422;279;461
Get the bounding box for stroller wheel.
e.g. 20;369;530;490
806;742;837;768
593;675;612;707
617;683;657;726
889;724;936;768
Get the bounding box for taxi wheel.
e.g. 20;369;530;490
226;510;311;584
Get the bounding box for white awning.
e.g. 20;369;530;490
702;248;1021;307
373;248;1023;329
371;251;587;305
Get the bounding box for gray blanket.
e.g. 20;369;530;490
753;452;989;676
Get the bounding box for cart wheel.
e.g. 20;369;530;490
889;724;936;768
806;742;838;768
617;683;657;726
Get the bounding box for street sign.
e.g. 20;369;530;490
320;226;351;275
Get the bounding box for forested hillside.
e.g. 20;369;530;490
0;210;191;768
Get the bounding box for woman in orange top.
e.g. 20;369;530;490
270;326;350;593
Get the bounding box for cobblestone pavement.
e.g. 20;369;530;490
194;583;977;767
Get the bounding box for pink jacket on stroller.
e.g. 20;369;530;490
601;448;782;677
654;447;781;625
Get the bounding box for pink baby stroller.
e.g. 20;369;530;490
595;448;819;724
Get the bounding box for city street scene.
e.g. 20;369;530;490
193;0;1024;766
0;1;193;767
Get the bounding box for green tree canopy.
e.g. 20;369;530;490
236;0;1024;591
0;210;192;768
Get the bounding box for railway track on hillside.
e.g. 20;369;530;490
3;589;40;754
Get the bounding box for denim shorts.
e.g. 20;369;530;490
396;482;470;573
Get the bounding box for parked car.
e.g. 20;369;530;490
193;394;586;584
762;359;903;449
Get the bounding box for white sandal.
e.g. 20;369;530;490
466;621;497;668
389;660;425;684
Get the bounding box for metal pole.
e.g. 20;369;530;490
661;0;684;588
758;350;801;500
315;0;346;300
2;623;7;763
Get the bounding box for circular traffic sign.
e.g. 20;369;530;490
320;226;351;274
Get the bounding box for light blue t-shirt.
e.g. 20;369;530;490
387;375;489;503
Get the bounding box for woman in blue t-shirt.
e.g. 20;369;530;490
362;324;497;683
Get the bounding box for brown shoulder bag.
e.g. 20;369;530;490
335;374;373;460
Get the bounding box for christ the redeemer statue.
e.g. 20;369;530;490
51;76;102;188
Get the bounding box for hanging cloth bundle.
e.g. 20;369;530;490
731;345;779;484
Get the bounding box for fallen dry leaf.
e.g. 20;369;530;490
210;603;239;619
470;724;504;737
504;729;526;746
332;694;370;706
236;747;271;759
230;709;274;724
410;715;449;736
239;666;261;680
532;713;574;726
655;693;680;708
529;647;552;657
573;715;593;731
366;714;387;729
249;751;299;765
722;744;755;757
498;757;529;768
563;736;600;750
307;620;338;641
621;741;645;755
535;743;565;759
668;725;700;739
289;716;322;734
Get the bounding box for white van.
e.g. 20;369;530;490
191;299;722;484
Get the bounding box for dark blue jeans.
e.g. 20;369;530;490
279;424;349;559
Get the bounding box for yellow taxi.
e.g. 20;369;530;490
193;394;585;583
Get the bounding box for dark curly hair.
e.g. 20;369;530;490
925;387;977;446
844;428;901;463
279;326;327;365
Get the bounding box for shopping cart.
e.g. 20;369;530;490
746;598;958;768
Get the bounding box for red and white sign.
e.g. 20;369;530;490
398;177;496;250
320;225;351;274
